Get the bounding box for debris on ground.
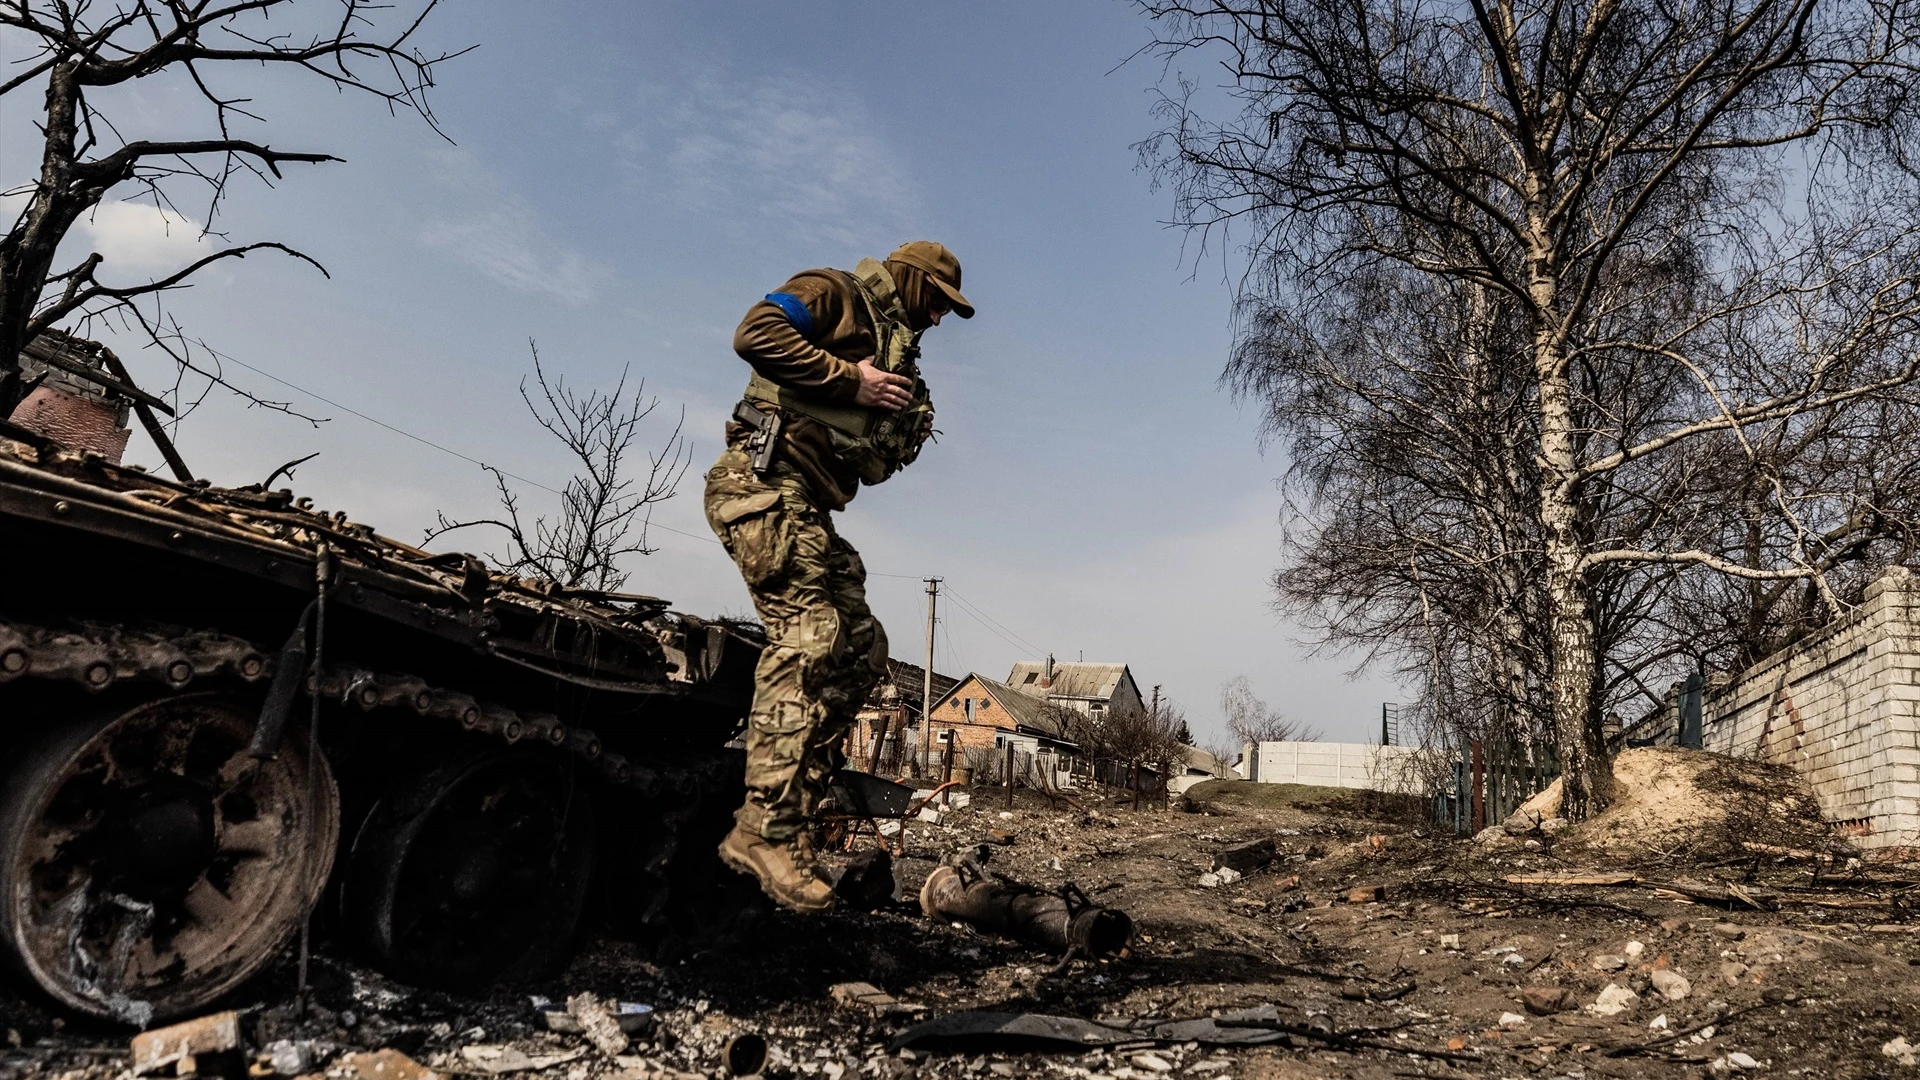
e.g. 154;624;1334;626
5;757;1917;1079
562;993;627;1057
129;1011;241;1076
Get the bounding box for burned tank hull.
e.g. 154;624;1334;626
0;438;764;1024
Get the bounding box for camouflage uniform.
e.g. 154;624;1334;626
711;244;971;883
704;447;888;843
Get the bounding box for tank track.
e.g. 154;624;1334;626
0;614;733;948
0;615;697;801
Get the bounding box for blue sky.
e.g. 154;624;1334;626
2;1;1401;744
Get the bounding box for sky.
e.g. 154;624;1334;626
1;1;1403;745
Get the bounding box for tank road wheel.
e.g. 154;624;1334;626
342;752;594;989
0;693;340;1026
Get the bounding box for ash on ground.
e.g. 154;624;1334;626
6;753;1919;1080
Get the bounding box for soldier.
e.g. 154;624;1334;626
706;241;973;912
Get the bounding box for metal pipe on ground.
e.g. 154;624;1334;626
917;858;1131;961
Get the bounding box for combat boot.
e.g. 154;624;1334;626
719;825;835;914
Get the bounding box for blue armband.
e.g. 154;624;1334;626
765;292;816;338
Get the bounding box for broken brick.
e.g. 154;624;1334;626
132;1011;242;1077
1522;986;1574;1015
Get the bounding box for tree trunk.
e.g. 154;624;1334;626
1;62;88;416
1536;333;1612;820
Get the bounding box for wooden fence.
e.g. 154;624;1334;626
1433;740;1560;836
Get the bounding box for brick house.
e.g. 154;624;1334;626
924;672;1079;761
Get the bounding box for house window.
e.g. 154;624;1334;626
1023;672;1038;684
979;699;990;711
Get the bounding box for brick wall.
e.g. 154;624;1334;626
928;675;1016;756
1701;567;1920;851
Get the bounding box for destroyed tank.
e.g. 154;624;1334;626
0;411;766;1025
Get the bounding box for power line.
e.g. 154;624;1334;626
942;585;1048;656
943;593;1036;657
206;346;568;497
201;346;735;550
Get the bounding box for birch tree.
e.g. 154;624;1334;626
1141;0;1920;818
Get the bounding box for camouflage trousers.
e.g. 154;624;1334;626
704;445;889;844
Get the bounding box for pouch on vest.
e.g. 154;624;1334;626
743;258;935;486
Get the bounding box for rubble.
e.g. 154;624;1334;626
457;1045;585;1074
828;982;920;1018
130;1011;242;1077
563;993;628;1056
337;1050;439;1080
5;763;1916;1078
1522;986;1574;1014
1650;968;1693;1001
1212;838;1276;873
1589;983;1639;1017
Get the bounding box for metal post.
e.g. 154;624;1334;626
1470;739;1485;834
941;738;955;796
1006;741;1016;808
1680;672;1705;749
920;578;941;776
1383;702;1389;746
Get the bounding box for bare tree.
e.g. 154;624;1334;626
427;344;690;593
1142;0;1920;818
0;0;466;429
1219;675;1318;746
1068;699;1189;803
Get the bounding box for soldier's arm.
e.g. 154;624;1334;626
732;274;863;402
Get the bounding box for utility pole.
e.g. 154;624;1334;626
920;577;941;776
1151;684;1161;721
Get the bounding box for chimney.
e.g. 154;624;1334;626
1040;653;1054;692
9;333;132;463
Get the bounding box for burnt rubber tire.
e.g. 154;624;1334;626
340;750;594;989
0;692;339;1025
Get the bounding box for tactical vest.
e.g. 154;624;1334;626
743;258;935;486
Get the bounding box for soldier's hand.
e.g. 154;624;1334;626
854;358;913;411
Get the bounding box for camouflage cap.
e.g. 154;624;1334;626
886;241;974;318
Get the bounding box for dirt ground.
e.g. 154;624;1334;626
4;748;1918;1080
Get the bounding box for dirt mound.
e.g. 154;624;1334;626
1517;746;1844;860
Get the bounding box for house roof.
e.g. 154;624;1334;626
866;659;960;720
930;673;1077;742
1005;661;1134;702
1181;745;1236;778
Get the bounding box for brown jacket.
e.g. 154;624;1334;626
729;268;879;511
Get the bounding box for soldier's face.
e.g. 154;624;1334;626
913;290;951;332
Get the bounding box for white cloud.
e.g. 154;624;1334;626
418;150;613;307
74;200;210;277
419;202;608;306
624;76;921;251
